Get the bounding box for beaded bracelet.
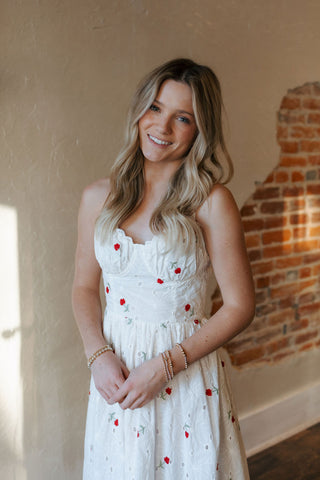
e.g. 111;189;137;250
175;343;188;370
161;350;174;381
87;345;113;369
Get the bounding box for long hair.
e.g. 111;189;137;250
95;58;233;253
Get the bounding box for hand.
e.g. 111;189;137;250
91;351;130;402
108;355;166;410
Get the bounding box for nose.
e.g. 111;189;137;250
157;114;172;135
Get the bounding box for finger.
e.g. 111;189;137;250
121;364;130;378
110;384;129;404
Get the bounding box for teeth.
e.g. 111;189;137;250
149;134;171;145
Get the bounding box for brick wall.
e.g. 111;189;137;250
212;82;320;367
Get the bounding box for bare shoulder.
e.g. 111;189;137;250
80;178;111;219
196;183;240;229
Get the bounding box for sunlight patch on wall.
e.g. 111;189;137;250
0;205;25;476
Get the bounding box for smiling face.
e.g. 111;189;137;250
138;80;198;168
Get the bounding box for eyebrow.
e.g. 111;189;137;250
153;99;195;117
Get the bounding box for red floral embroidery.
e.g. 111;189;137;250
185;431;189;438
216;463;219;471
120;298;125;305
88;390;90;395
114;419;119;426
174;267;181;274
114;243;120;251
194;319;199;325
221;360;225;367
206;389;212;396
165;387;172;395
106;286;109;294
185;304;191;311
164;457;170;464
232;416;235;423
137;432;139;438
157;278;164;284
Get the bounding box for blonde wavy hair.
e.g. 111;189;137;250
96;58;233;254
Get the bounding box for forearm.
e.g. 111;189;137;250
169;303;255;375
72;285;106;358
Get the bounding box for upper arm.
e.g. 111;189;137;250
196;184;255;315
73;178;111;292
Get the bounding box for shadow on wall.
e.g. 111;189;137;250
212;82;320;368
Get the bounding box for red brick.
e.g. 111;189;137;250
279;156;307;167
286;198;306;212
255;290;268;304
308;154;320;165
298;302;320;317
256;303;277;316
248;250;262;262
279;141;299;153
307;113;320;124
264;172;274;183
290;126;316;138
275;171;289;183
268;309;296;325
310;226;320;237
311;212;320;223
229;346;265;366
304;252;320;264
253;187;280;200
252;260;274;275
263;243;292;258
264;216;287;229
291;171;304;182
300;140;320;152
288;318;309;331
290;213;308;224
302;98;320;109
279;296;296;308
277;126;288;139
293;227;307;239
256;329;283;345
283;186;304;197
280;97;301;109
270;282;301;299
276;257;302;269
272;350;295;362
262;229;291;245
256;276;270;289
271;272;286;285
294;240;318;253
299;292;316;304
299;342;315;352
240;205;256;217
299;267;311;278
307;184;320;195
307;197;320;209
243;218;264;232
245;234;260;248
295;330;318;345
312;264;320;276
279;113;306;124
266;337;290;354
261;201;285;215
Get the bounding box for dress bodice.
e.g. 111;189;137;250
94;228;212;326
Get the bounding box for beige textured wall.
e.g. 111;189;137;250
1;1;320;478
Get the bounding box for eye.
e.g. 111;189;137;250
149;104;160;112
177;116;190;124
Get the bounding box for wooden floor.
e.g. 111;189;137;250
247;422;320;479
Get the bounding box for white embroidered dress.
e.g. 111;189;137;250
83;228;250;480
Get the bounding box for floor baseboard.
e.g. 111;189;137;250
239;381;320;457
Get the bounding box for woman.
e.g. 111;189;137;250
72;58;255;479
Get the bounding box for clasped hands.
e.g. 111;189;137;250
91;352;167;410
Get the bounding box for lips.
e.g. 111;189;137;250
148;134;172;146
